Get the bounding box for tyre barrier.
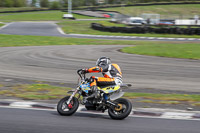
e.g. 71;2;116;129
91;23;200;35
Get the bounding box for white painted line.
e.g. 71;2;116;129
130;36;137;38
0;22;13;30
122;36;131;38
96;35;105;37
10;102;37;108
57;27;66;35
187;38;196;40
166;38;175;40
132;115;200;121
138;37;146;39
157;38;165;39
161;112;194;119
0;105;56;111
176;38;186;40
83;34;93;36
147;37;156;39
114;36;124;38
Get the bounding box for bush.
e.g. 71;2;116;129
4;0;14;7
14;0;26;7
40;0;49;7
50;1;60;9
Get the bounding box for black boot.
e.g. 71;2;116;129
88;86;98;99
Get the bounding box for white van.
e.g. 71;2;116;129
126;17;146;25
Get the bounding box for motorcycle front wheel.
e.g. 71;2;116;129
57;96;79;116
108;98;132;120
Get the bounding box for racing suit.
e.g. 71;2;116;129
85;63;123;88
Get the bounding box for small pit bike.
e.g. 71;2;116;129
57;69;132;120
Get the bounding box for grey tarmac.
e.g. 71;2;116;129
0;106;200;133
0;45;199;92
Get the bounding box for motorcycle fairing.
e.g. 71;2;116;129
80;83;91;93
98;85;120;94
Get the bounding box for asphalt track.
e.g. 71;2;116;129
0;107;200;133
0;22;200;92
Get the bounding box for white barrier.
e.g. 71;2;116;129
175;19;200;25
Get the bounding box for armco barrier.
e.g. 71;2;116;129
91;23;200;35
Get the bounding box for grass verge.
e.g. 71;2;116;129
0;83;200;107
0;7;48;12
124;92;200;102
0;11;98;21
0;84;71;100
0;34;199;47
0;23;4;27
103;4;200;19
0;34;138;47
124;92;200;106
1;34;200;60
121;43;200;59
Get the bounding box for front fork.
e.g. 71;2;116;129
66;87;79;105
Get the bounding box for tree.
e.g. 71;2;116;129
40;0;49;7
14;0;26;7
31;0;37;7
50;1;60;9
0;0;5;7
4;0;14;7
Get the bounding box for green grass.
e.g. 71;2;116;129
124;92;200;102
1;34;200;48
0;7;48;12
0;84;71;100
1;82;200;107
58;20;200;38
121;43;200;59
104;4;200;19
0;11;98;21
0;23;4;27
1;34;200;60
0;34;138;47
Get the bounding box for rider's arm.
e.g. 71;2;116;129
87;66;102;73
85;64;109;73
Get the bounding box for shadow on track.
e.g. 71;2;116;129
51;112;113;120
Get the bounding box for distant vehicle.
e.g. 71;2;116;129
126;17;146;25
158;22;174;26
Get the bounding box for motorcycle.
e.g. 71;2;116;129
57;69;132;120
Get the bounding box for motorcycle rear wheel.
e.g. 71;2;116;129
57;96;79;116
108;98;132;120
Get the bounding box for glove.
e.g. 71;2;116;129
78;68;88;74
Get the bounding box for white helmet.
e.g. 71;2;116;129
96;57;111;66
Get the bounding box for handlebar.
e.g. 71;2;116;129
77;69;86;80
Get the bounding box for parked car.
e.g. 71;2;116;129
158;22;174;26
126;17;146;25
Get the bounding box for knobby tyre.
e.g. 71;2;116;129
108;98;132;120
57;96;79;116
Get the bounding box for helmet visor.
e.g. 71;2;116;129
96;59;107;66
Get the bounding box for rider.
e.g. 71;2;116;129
81;57;123;98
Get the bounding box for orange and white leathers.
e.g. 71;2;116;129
86;63;122;87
